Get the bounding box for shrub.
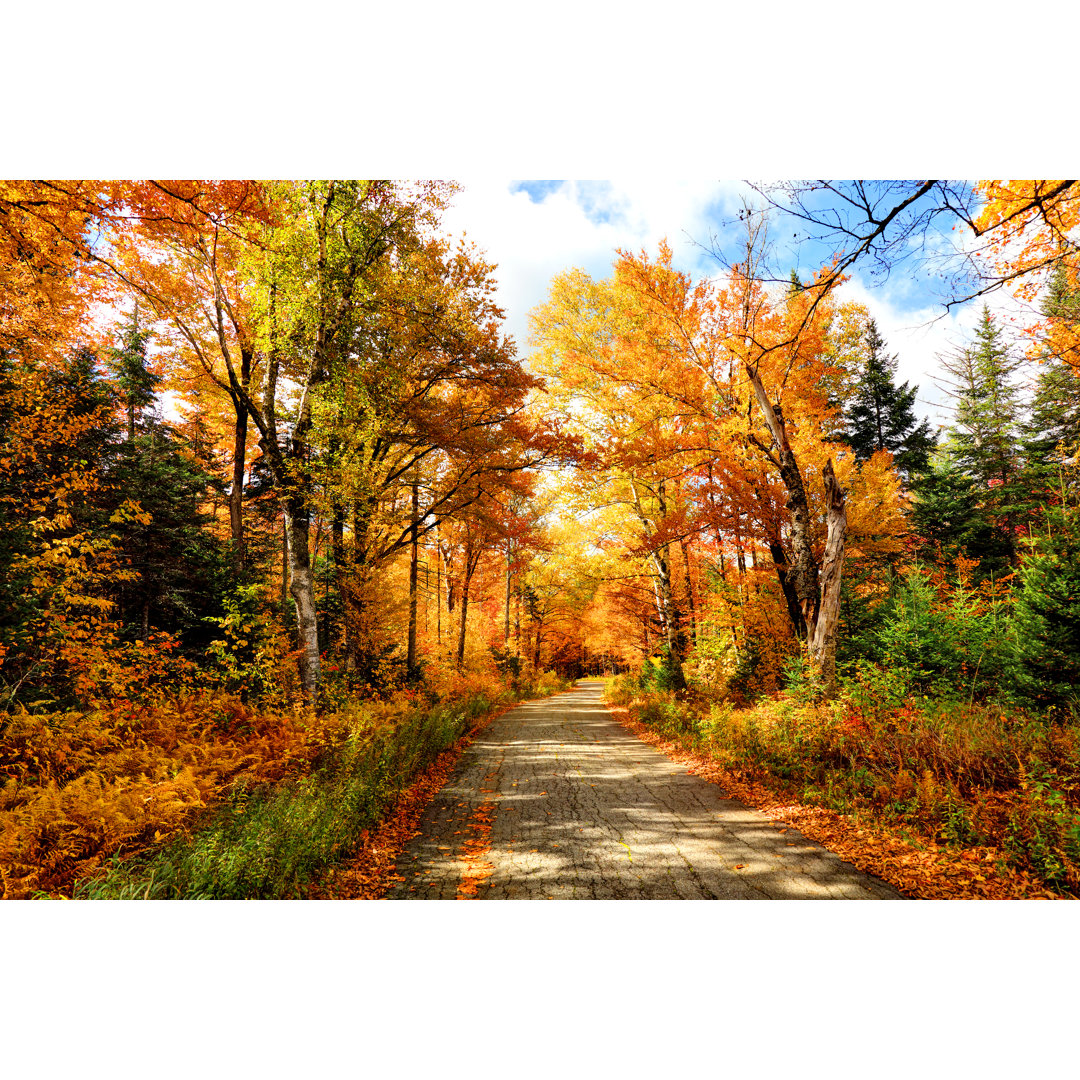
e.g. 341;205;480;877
850;563;1011;704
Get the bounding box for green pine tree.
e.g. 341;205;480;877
909;445;1013;581
1008;502;1080;714
104;416;234;651
1018;263;1080;517
842;317;935;478
106;306;158;441
938;307;1024;563
944;306;1023;486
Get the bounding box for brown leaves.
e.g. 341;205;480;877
456;798;496;899
607;703;1063;902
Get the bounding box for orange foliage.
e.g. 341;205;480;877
0;695;349;898
974;180;1080;369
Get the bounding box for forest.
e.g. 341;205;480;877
2;179;1079;900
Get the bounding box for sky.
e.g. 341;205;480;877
440;179;1040;435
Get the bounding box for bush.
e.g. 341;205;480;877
850;564;1011;704
623;681;1080;893
637;647;684;694
782;653;825;706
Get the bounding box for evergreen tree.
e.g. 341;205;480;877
1018;263;1080;514
938;307;1025;563
842;317;935;477
943;307;1023;486
1018;356;1080;511
100;319;234;653
106;306;158;441
104;417;234;651
1009;502;1080;714
909;445;1013;581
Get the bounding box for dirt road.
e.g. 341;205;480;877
387;680;904;899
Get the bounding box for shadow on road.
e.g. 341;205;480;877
389;682;903;900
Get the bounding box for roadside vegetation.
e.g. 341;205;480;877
606;545;1080;896
2;669;567;899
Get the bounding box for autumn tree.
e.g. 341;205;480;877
308;226;558;675
518;526;597;675
531;229;913;694
530;255;702;688
91;181;275;572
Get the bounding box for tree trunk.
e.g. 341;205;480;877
745;360;847;694
455;565;473;669
514;578;521;657
745;364;821;623
680;539;697;648
767;538;808;640
227;342;253;570
283;499;320;700
650;544;686;689
808;460;847;693
504;542;512;646
332;492;355;671
281;511;289;614
406;477;419;678
229;397;247;568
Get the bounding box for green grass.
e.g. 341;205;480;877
75;692;497;899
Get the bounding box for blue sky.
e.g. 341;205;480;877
441;179;1037;433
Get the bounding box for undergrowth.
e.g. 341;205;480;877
605;675;1080;895
3;668;569;899
75;691;500;899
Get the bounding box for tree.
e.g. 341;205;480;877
908;448;1013;581
0;346;116;706
1019;263;1080;505
937;307;1024;564
530;253;701;689
531;232;897;694
947;308;1023;484
106;307;157;442
841;314;934;477
104;416;232;651
1009;503;1080;713
24;181;276;576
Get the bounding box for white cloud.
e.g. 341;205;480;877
440;179;744;355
